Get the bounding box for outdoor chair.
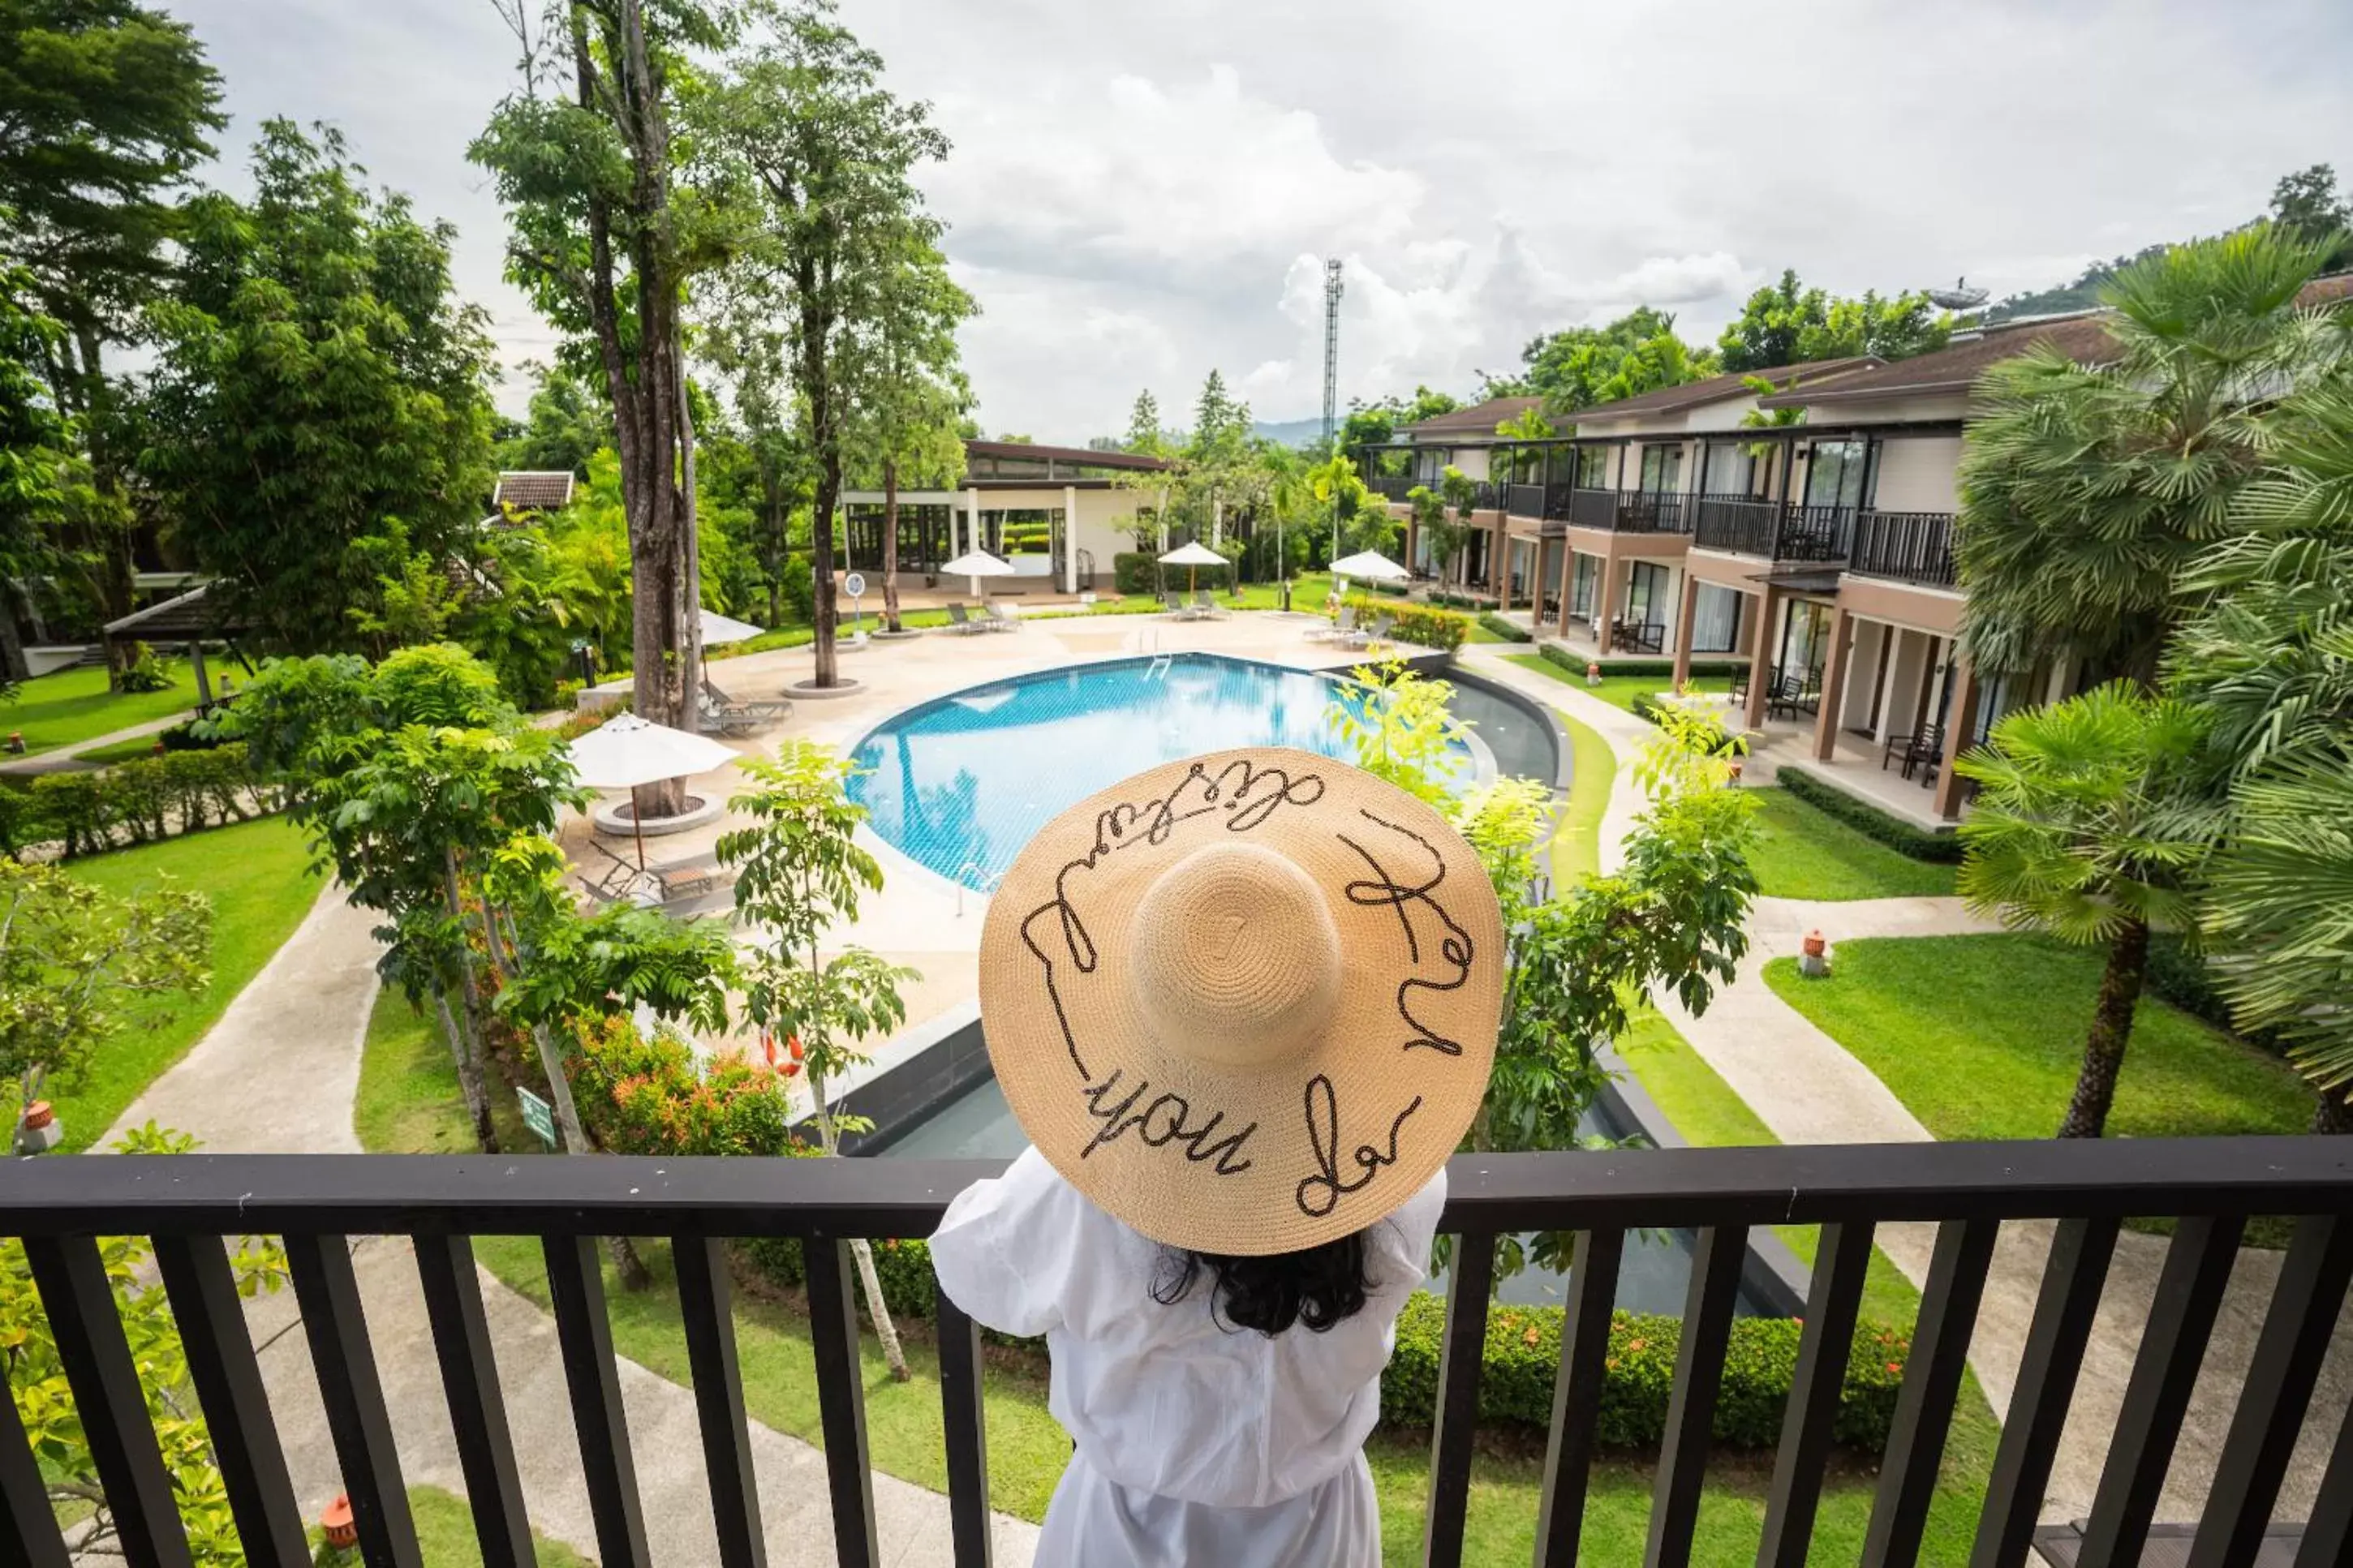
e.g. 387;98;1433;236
699;678;791;737
1192;590;1227;620
944;602;987;635
1765;671;1820;723
1163;592;1201;621
984;602;1023;632
580;841;731;909
1352;612;1396;651
1320;606;1358;645
1883;723;1946;782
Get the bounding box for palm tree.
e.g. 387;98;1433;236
1957;225;2351;683
2169;379;2353;1128
1955;685;2209;1138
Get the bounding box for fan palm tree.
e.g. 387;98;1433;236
1957;225;2351;684
1955;685;2210;1138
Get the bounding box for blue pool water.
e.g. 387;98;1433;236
846;654;1480;888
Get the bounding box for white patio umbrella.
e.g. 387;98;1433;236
564;713;740;870
1160;539;1228;598
699;608;765;647
941;548;1016;604
1328;549;1409;582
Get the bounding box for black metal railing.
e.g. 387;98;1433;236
1564;488;1693;535
1693;496;1855;564
1370;475;1417;503
8;1141;2353;1568
1850;509;1959;586
1776;503;1853;564
1542;480;1578;523
1505;483;1546;521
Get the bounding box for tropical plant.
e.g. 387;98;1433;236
1955;685;2211;1138
717;737;919;1377
1;858;208;1140
1717;268;1951;372
1957;224;2353;681
1504;307;1719;413
1;1123;284;1562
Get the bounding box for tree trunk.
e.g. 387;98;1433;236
432;990;497;1153
881;458;902;633
676;333;704;722
800;281;841;689
810;1067;908;1379
2058;919;2150;1139
2312;1087;2353;1135
442;853;501;1153
0;586;29;686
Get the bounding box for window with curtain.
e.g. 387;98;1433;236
1803;440;1874;509
1575;447;1610;488
1570;554;1597;618
1690;584;1739;651
1638;445;1684;493
1624;561;1670;627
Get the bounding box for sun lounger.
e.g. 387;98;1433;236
580;842;732;908
1192;590;1228;620
985;602;1023;631
944;602;987;635
699;678;792;737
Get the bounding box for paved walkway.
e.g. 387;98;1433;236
106;883;1040;1566
1;711;191;776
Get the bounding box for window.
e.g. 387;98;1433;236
1638;445;1684;494
1574;447;1611;488
1690;583;1740;652
1804;439;1874;509
1569;554;1598;619
1697;442;1753;496
1777;599;1833;681
1624;561;1671;627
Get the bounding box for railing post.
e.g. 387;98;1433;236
1758;1221;1876;1568
1647;1225;1749;1568
935;1286;995;1567
805;1237;882;1568
674;1235;769;1568
1422;1231;1496;1568
2;1312;71;1568
284;1234;424;1568
541;1235;652;1568
1862;1217;1999;1568
411;1232;536;1568
1534;1229;1624;1568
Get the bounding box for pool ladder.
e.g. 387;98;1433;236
954;861;1004;917
1144;653;1172;681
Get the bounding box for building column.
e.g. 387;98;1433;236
1812;606;1856;761
1932;656;1984;820
1593;551;1620;653
1743;585;1784;730
963;487;980;558
1555;547;1576;636
1062;484;1078;594
1402;507;1417;578
1671;575;1700;689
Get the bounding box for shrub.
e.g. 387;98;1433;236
24;744;264;857
2144;931;2278;1049
1381;1297;1908;1450
114;642;174;693
1112;551;1160;596
566;1012;811;1158
1478;612;1532;643
1775;765;1964;862
157;720;222;751
1536;646;1749;681
781;555;816;624
1343;595;1469;653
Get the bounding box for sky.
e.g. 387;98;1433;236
168;0;2353;443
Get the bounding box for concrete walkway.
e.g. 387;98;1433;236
1;711;191;776
107;883;1040;1566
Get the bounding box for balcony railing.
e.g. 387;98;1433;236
1850;509;1959;586
1504;483;1546;521
1564;488;1693;535
1693;495;1855;564
1370;475;1417;503
9;1141;2353;1568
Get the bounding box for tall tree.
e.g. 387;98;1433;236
1955;686;2209;1138
841;233;973;634
0;258;72;682
1957;225;2351;681
1513;307;1718;413
1716;268;1950;372
1124;388;1165;455
699;0;948;689
0;0;222;638
138;120;498;653
473;0;732;805
2269;163;2353;273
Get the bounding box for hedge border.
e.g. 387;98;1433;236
1341;595;1470;653
1536;645;1749;681
1774;764;1963;863
1477;612;1533;643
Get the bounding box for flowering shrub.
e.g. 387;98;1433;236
566;1012;811;1158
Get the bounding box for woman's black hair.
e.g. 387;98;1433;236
1151;1231;1374;1335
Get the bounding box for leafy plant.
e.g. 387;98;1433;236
113;642;172;693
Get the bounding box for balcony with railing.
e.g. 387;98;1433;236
1564;488;1693;535
11;1140;2353;1568
1849;509;1959;587
1370;474;1417;503
1693;496;1855;565
1504;483;1546;522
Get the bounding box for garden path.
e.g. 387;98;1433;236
0;711;190;775
101;882;1041;1568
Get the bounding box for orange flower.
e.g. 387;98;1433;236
1886;1361;1902;1374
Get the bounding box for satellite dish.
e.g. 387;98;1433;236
1927;275;1990;311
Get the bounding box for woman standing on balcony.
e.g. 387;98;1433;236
931;747;1503;1566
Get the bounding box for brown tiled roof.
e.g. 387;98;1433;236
964;439;1172;471
1568;356;1879;423
1398;395;1544;436
1766;273;2353;408
493;470;577;511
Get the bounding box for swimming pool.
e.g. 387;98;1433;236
845;654;1488;889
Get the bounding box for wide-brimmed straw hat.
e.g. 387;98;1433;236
979;746;1504;1257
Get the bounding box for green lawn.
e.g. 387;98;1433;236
1746;787;1959;901
1761;934;2316;1144
408;1485;588;1567
49;817;326;1150
1503;652;1736;716
2;661;198;757
1552;709;1615;887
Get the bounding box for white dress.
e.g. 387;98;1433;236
929;1145;1445;1568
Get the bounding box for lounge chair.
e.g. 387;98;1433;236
1361;612;1396;650
1162;592;1193;620
1884;723;1946;781
1192;589;1227;620
580;842;730;908
944;602;987;635
699;678;791;737
984;602;1023;632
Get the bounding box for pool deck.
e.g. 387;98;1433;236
564;610;1385;1061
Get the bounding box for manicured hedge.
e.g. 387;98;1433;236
1478;612;1533;643
1537;646;1748;681
743;1236;1908;1452
2144;931;2278;1050
1427;589;1499;612
8;745;271;859
1774;764;1963;863
1383;1295;1907;1450
1343;595;1470;653
1112;551;1159;595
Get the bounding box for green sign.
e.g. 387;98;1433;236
517;1086;558;1151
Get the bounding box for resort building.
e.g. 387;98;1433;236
838;440;1174;595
